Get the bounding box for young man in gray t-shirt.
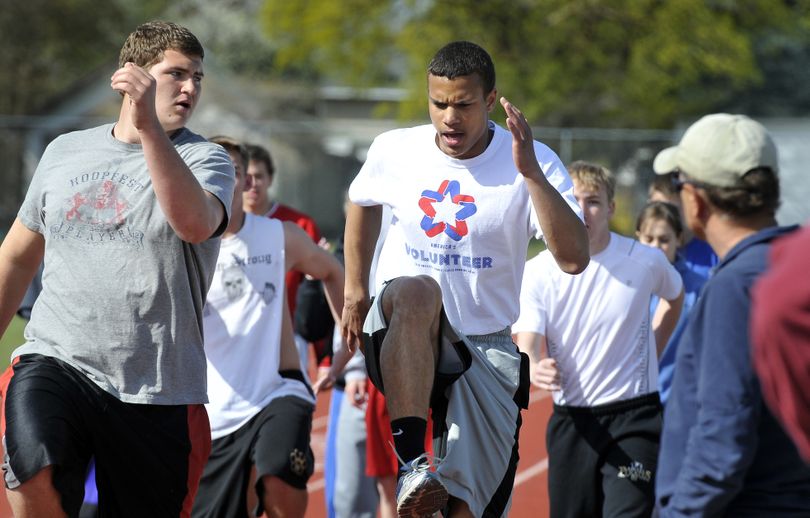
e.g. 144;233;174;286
0;21;234;517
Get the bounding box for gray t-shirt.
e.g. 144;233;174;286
15;123;235;405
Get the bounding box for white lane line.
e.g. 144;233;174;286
514;458;549;487
307;388;551;492
513;389;551;485
313;414;329;431
529;389;550;405
308;477;326;492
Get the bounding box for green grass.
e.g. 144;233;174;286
527;237;548;259
0;316;26;370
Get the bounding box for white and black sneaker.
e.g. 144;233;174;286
395;453;448;517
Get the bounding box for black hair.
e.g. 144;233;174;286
209;136;248;171
427;41;495;95
649;172;678;198
700;167;780;218
245;144;275;177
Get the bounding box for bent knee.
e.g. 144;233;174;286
260;475;307;517
261;474;307;497
6;466;66;517
9;465;56;494
383;276;443;317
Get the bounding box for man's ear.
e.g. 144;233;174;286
692;188;711;222
683;184;709;226
486;88;498;112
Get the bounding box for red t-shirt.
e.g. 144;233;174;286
751;224;810;461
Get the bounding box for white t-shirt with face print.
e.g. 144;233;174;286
203;215;313;440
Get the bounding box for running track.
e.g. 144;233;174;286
0;388;553;517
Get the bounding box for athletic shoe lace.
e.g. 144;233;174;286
400;452;443;474
389;442;444;473
394;449;448;517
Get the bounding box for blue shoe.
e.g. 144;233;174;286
395;453;447;517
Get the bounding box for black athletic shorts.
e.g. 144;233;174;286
191;393;315;518
0;354;211;518
546;392;663;518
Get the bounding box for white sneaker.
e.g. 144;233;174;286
395;453;448;517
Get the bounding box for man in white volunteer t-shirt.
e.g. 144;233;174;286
341;41;589;518
514;161;684;518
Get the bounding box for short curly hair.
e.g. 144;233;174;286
428;41;495;95
118;20;203;69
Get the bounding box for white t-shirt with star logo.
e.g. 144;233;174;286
349;121;580;335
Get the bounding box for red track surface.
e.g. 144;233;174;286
0;388;552;517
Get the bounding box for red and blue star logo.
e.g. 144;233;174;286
418;180;477;241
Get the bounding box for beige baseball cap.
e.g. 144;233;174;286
653;113;778;187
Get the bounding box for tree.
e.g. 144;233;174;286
258;0;809;128
720;0;810;117
162;0;278;78
0;0;168;231
0;0;169;115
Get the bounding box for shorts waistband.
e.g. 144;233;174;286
553;392;661;417
465;327;512;342
279;369;315;399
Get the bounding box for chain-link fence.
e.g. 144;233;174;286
3;116;806;241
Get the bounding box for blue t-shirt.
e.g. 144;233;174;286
682;237;716;279
655;255;709;404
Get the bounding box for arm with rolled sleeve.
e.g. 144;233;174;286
662;275;761;516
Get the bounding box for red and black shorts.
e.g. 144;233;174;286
0;354;211;518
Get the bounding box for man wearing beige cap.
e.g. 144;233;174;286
654;114;810;516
